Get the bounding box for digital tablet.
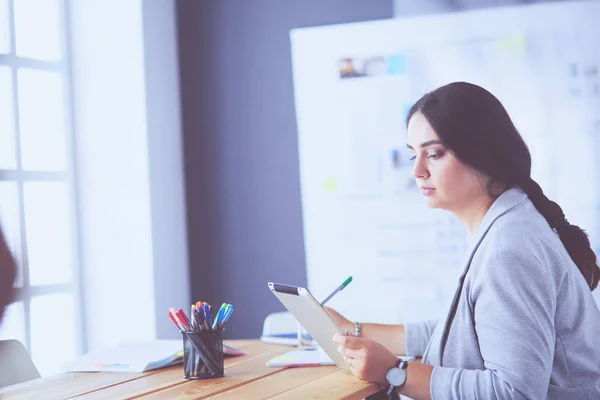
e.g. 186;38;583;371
268;282;349;370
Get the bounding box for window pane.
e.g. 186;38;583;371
0;301;26;344
14;0;61;61
0;66;17;169
0;182;22;286
18;69;67;171
0;0;9;55
31;293;76;376
24;182;72;285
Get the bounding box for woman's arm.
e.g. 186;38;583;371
325;307;437;356
332;234;558;399
361;322;407;356
325;307;407;355
423;241;556;399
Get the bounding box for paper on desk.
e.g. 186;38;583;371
62;340;184;372
223;343;246;356
266;349;335;367
62;340;245;373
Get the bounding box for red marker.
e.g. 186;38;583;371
176;308;192;330
168;311;183;331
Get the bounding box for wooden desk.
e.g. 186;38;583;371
0;340;383;399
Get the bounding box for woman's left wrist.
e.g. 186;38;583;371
380;353;399;386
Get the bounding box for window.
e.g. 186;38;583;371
0;0;83;376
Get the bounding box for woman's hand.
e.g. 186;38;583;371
333;334;398;385
324;306;353;333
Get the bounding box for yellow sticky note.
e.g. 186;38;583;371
323;178;339;192
496;35;527;52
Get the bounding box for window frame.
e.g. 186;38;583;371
0;0;86;370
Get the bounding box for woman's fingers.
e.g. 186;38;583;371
337;344;362;359
333;336;398;385
333;334;365;349
346;357;366;380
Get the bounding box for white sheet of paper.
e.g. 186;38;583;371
62;340;183;372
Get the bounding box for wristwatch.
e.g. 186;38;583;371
385;358;408;395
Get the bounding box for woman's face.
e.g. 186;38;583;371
406;112;486;213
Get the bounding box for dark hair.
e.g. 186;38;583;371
0;226;16;322
407;82;599;291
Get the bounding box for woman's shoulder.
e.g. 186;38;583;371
474;202;566;278
493;199;561;251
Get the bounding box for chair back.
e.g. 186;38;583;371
262;311;297;336
0;339;40;388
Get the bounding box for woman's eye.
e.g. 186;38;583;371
428;152;443;160
409;155;416;161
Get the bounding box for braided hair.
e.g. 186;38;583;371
407;82;599;290
519;178;598;289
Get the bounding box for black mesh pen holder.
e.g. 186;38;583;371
182;330;224;379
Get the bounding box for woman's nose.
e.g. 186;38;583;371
412;157;429;179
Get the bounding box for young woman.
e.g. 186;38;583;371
328;82;600;400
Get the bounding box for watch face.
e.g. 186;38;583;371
386;367;406;387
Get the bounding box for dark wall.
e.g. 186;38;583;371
177;0;393;339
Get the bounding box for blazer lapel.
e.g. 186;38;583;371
437;187;529;365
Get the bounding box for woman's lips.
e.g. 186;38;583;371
420;187;435;196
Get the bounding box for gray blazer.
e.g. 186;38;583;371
404;188;600;399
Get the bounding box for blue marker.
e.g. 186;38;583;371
223;305;234;323
220;304;232;326
204;303;212;329
219;304;233;328
211;303;227;330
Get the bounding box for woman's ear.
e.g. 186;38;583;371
487;179;509;198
